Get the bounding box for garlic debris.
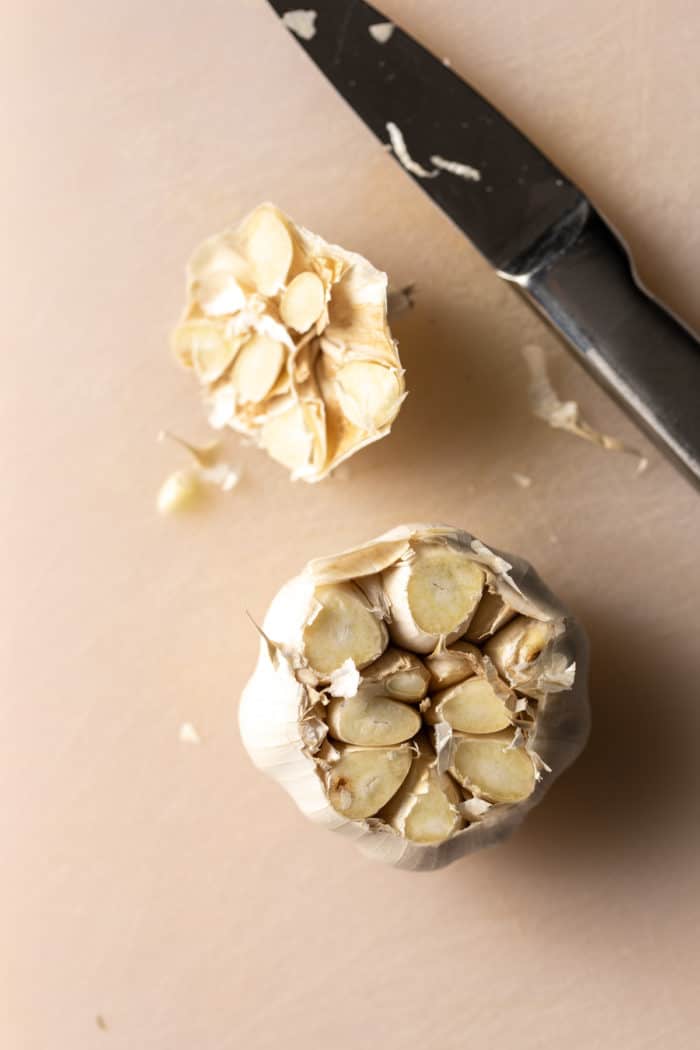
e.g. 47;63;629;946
239;524;590;871
156;431;240;514
522;343;647;469
171;203;404;482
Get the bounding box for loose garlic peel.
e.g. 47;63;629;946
239;524;590;871
172;203;404;481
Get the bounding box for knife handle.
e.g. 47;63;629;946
505;208;700;488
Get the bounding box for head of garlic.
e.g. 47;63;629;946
239;524;590;871
172;203;405;482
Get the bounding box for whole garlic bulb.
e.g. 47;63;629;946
172;203;405;482
239;524;590;871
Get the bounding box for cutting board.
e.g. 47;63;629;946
4;1;699;1047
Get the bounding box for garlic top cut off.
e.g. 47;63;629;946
240;525;589;871
172;203;404;482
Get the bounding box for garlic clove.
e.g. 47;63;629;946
465;590;517;643
326;694;421;747
334;361;404;432
382;543;485;653
230;333;286;404
302;582;388;679
187;232;252;286
426;676;512;734
193;270;248;317
483;615;556;696
172;319;237;381
240;206;293;296
380;744;462;844
425;640;481;690
450;732;536;803
156;469;202;514
325;745;413;819
258;402;314;473
359;647;430;702
279;271;326;333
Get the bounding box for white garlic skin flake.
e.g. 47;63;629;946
172;203;404;482
239;524;590;871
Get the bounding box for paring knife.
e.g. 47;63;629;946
267;0;700;488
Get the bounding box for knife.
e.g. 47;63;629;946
267;0;700;488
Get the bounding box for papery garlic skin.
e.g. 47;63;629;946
172;203;404;482
239;524;590;871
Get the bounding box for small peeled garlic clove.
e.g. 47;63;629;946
325;744;413;819
326;694;421;747
450;731;537;804
483;615;556;695
380;743;462;845
425;640;481;690
464;590;517;643
156;469;202;514
382;543;485;653
302;582;388;679
359;647;430;702
279;271;326;333
426;676;512;734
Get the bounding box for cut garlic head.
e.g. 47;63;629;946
239;524;590;871
172;203;404;481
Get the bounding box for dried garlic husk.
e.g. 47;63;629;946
172;203;404;481
239;524;589;871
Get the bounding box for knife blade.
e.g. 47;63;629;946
268;0;700;487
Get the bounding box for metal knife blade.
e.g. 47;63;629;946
268;1;700;487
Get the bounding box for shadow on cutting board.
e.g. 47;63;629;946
492;601;697;879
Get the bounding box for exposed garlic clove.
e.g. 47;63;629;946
230;333;286;404
426;676;513;735
465;590;517;643
280;271;326;332
187;232;252;287
484;615;556;697
326;694;421;747
258;402;314;474
239;205;293;296
325;745;413;819
302;582;388;679
382;542;485;652
335;361;404;432
425;640;481;690
194;270;248;317
450;731;537;803
359;647;430;702
172;319;236;381
380;742;462;845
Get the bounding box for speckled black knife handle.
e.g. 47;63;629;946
502;205;700;488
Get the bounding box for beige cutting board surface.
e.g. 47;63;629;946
4;2;700;1047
